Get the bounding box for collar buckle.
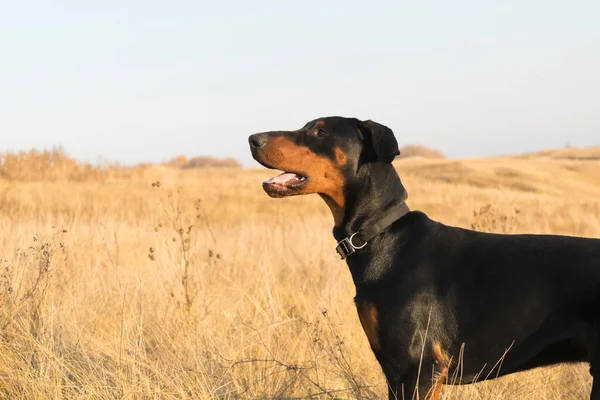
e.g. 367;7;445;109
335;232;367;260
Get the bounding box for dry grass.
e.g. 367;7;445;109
0;149;599;399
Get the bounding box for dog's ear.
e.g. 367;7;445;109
358;120;400;163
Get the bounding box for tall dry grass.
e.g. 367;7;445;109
0;148;599;399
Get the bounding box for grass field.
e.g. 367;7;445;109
1;147;599;399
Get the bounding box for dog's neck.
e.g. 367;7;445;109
331;163;414;285
332;163;408;242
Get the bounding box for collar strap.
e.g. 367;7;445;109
335;202;410;260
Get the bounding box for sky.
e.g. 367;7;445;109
1;1;599;167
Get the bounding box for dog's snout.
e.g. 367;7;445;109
249;133;268;149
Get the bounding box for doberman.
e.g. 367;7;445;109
248;116;600;399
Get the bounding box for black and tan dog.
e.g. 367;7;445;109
248;116;600;399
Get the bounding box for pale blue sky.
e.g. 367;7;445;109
1;1;599;166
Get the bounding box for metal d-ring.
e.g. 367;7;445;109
348;232;367;249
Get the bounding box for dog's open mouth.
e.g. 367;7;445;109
261;171;308;197
263;172;307;188
251;153;308;196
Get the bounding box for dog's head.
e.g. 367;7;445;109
248;116;400;223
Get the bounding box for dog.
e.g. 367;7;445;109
248;116;600;399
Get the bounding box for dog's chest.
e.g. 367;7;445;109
355;290;458;363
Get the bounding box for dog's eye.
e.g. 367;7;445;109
315;128;329;137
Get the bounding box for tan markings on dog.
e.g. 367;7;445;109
315;120;325;127
335;147;347;165
356;301;380;351
262;137;347;226
432;342;450;367
427;342;450;400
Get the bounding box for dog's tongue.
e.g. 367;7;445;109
264;172;298;184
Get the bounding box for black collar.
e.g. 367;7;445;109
335;202;410;260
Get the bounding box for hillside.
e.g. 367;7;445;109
519;145;600;161
0;148;241;181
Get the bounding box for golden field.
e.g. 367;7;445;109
1;147;599;399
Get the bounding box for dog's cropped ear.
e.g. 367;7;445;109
358;120;400;163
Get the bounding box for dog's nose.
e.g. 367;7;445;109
249;133;268;149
